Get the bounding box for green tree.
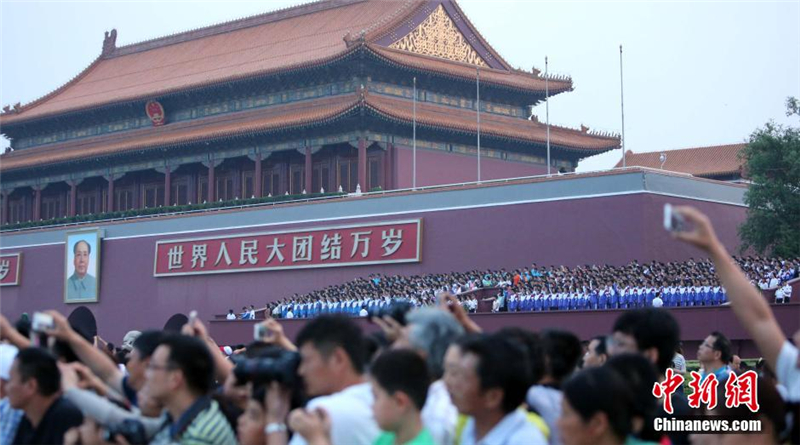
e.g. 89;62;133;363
738;97;800;257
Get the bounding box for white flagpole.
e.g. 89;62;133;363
619;45;626;168
545;56;551;176
477;66;481;183
413;77;417;189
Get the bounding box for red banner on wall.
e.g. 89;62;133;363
154;220;422;277
0;253;21;286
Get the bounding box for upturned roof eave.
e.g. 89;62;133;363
1;42;569;130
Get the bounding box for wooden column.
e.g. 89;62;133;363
1;191;9;225
132;176;141;210
164;166;172;206
254;153;263;198
305;147;313;194
33;187;42;221
107;176;115;212
284;161;290;195
383;143;392;190
202;158;221;203
358;138;367;191
68;181;78;216
234;166;242;200
188;172;197;205
208;162;216;202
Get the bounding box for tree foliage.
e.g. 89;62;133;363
738;97;800;257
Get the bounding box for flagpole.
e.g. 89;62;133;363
545;56;551;176
619;45;626;168
477;66;481;183
413;77;417;189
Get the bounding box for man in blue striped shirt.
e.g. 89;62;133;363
147;335;236;445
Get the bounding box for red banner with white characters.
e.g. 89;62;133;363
0;253;21;286
154;220;422;277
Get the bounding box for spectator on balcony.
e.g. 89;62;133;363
651;292;663;308
776;280;792;304
226;310;236;320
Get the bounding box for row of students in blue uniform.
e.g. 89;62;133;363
502;285;728;312
278;297;406;319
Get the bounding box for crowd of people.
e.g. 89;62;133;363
262;256;796;319
0;206;798;445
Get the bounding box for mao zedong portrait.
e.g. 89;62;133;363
67;240;96;300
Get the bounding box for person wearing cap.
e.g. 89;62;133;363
0;344;24;445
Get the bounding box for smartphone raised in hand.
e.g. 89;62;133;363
188;310;197;326
31;312;54;333
663;204;686;233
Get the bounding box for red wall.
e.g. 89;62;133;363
394;145;548;188
0;192;748;344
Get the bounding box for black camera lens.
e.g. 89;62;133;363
103;419;147;444
233;350;300;387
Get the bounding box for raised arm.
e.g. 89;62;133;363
45;310;124;393
0;314;31;349
672;206;786;369
182;318;234;383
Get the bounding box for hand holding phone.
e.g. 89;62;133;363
188;310;197;326
32;312;55;333
663;204;686;232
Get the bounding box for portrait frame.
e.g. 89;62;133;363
64;229;102;303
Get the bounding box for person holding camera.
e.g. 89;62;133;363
42;310;162;408
281;316;380;445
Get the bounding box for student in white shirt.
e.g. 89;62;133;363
769;275;781;289
652;294;664;308
779;281;792;304
672;206;800;402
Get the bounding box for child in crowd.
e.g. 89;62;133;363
370;350;435;445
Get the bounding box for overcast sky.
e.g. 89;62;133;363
1;0;798;171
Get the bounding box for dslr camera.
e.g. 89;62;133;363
103;419;148;444
233;349;300;387
370;300;414;325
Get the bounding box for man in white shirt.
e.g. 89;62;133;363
288;316;380;445
445;334;546;445
769;274;781;289
779;281;792;304
652;293;664;308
